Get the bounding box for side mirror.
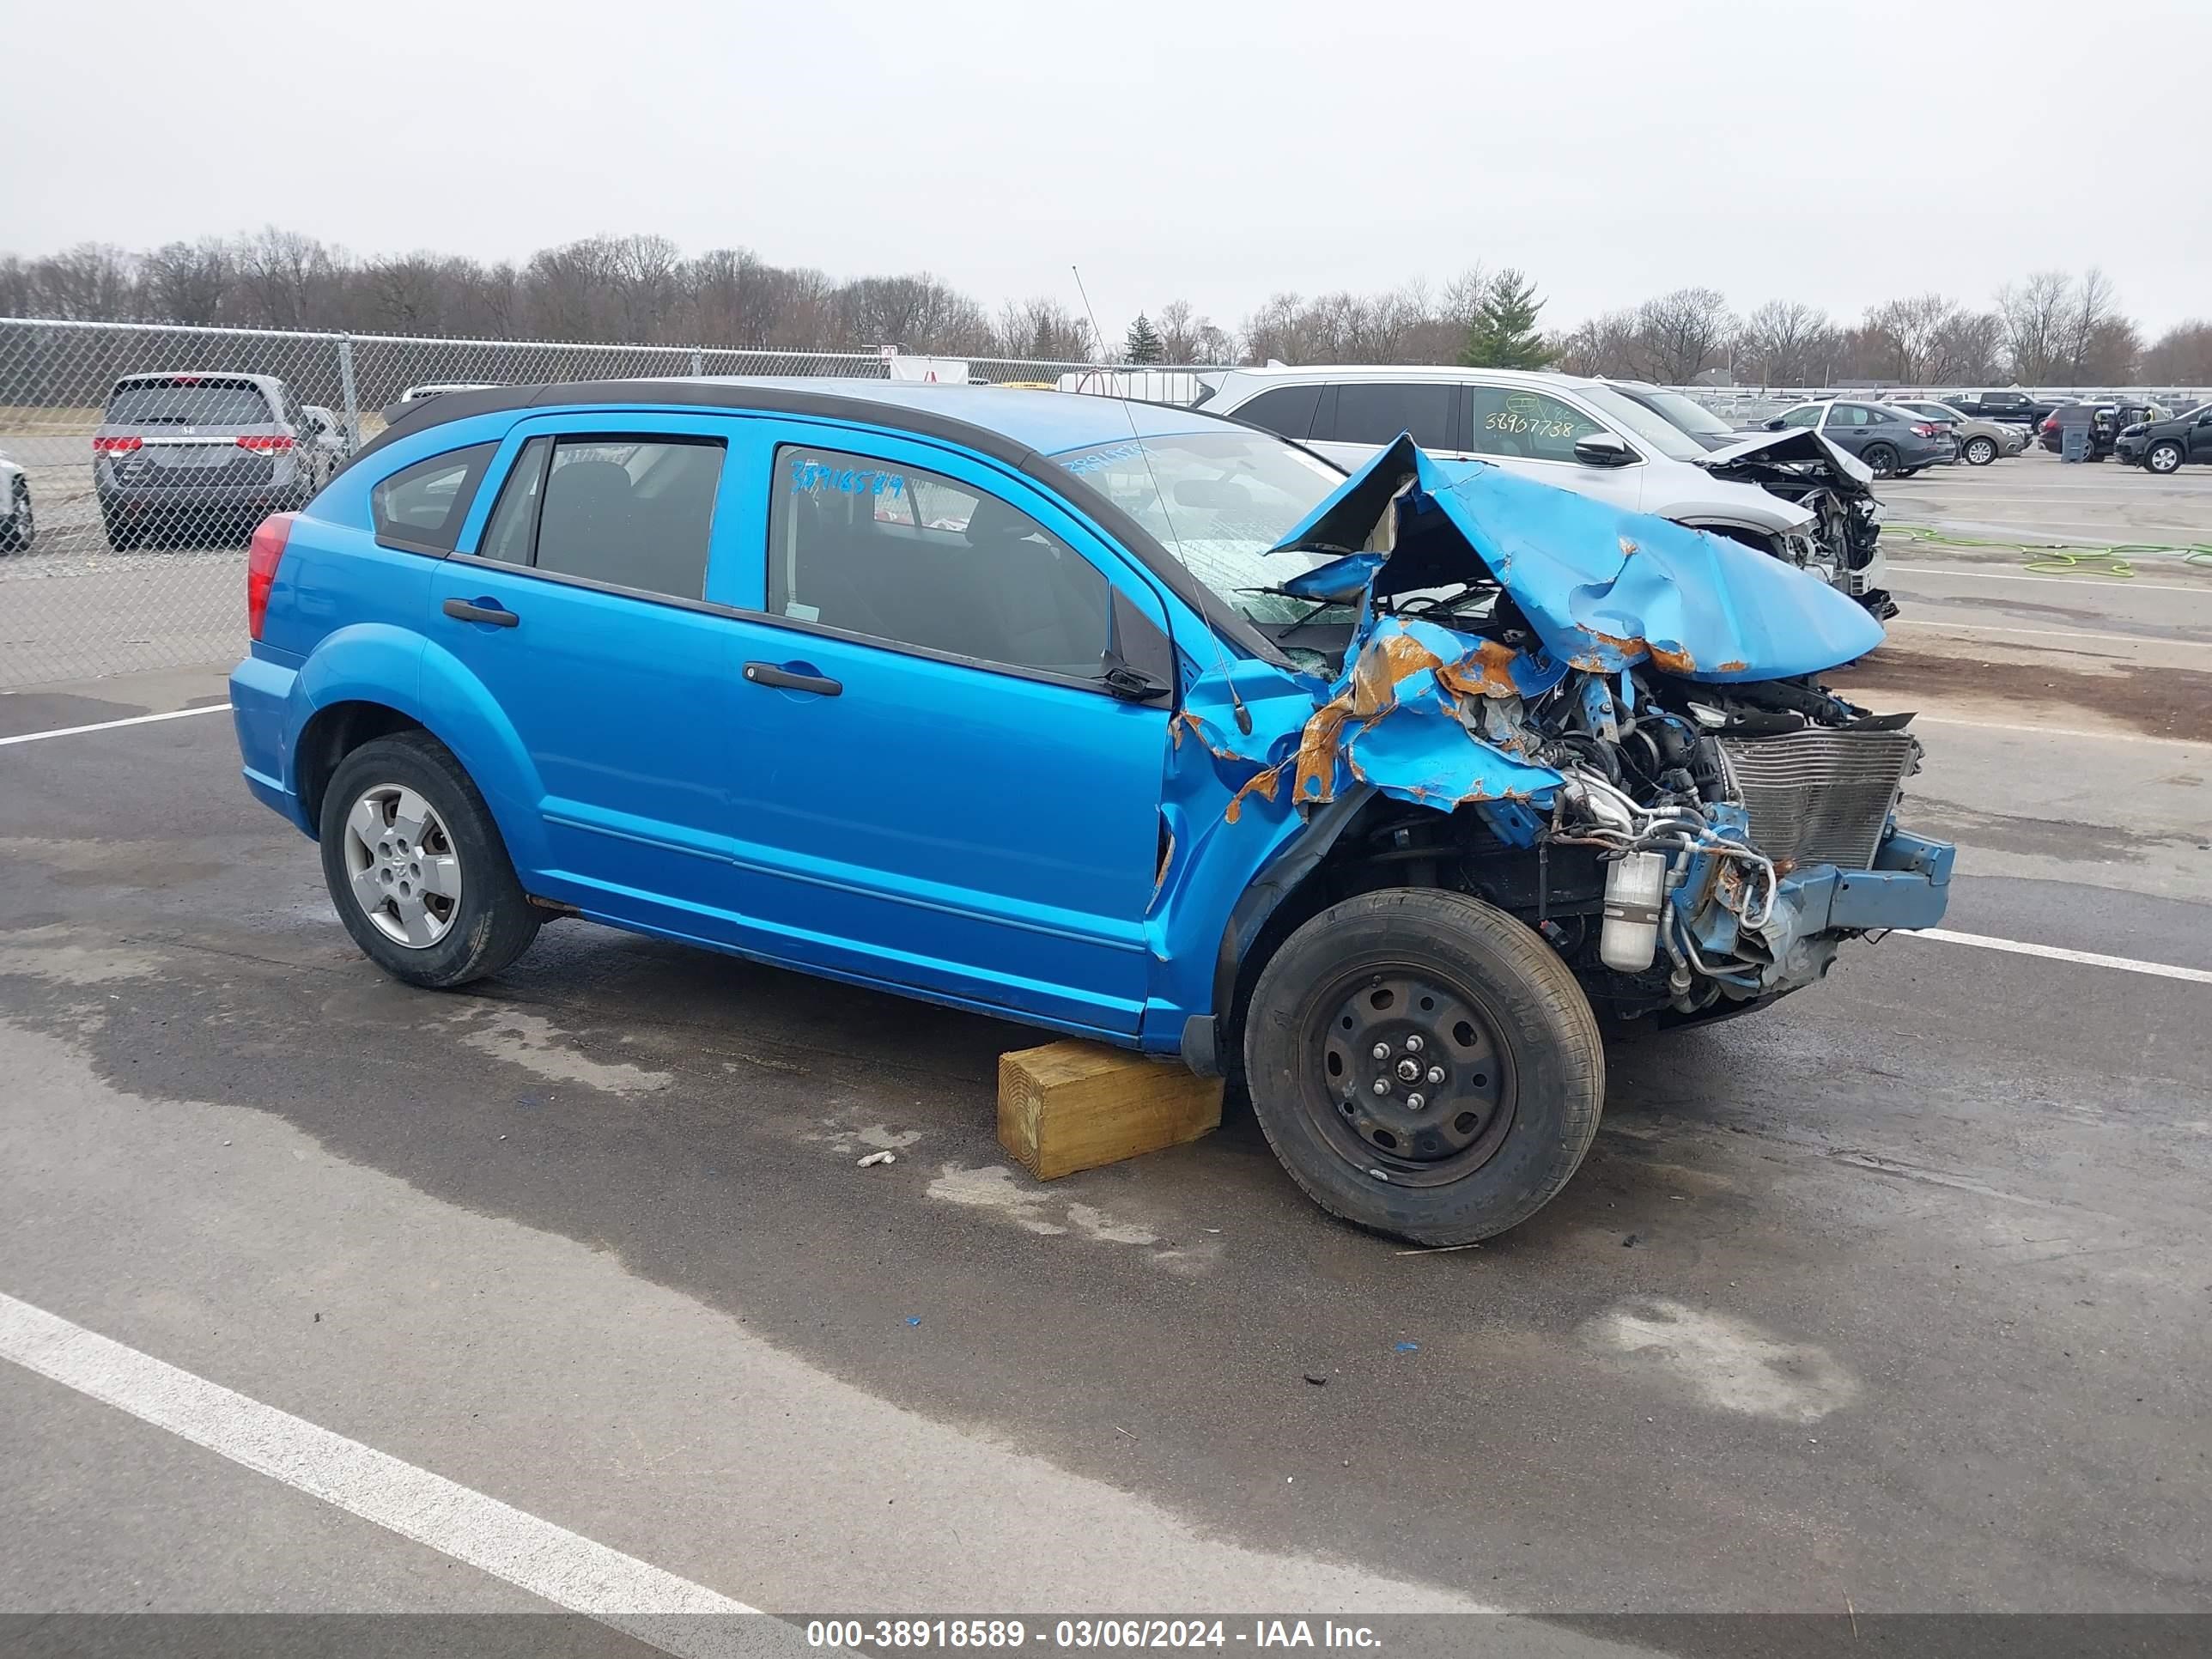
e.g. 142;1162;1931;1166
1572;432;1635;467
1762;417;1787;430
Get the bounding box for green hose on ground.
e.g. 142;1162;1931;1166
1881;522;2212;580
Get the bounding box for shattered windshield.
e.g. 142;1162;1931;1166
1049;429;1343;624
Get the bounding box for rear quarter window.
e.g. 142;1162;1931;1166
370;444;499;553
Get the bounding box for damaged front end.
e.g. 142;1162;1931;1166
1700;428;1895;621
1182;436;1950;1029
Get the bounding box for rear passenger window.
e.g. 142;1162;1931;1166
525;436;725;599
370;443;497;552
1230;383;1324;442
768;445;1112;679
1320;383;1455;448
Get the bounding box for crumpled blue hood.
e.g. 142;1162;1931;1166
1270;434;1885;682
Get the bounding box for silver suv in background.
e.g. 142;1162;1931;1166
1197;365;1891;615
93;372;337;550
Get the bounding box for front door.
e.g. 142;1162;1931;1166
713;426;1176;1036
428;413;746;942
1459;381;1647;513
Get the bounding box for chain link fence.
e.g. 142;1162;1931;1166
0;318;1119;690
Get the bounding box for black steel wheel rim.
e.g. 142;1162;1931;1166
1305;969;1517;1188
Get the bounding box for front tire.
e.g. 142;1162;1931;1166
1863;442;1899;478
319;732;541;988
1963;436;1996;466
1242;888;1606;1246
2146;441;2185;475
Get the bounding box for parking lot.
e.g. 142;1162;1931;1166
3;447;2211;1643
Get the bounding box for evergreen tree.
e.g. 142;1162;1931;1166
1124;312;1165;364
1460;270;1559;369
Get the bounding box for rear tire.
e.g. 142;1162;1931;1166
319;732;541;988
1963;436;1996;466
100;503;141;552
1242;888;1606;1246
0;482;30;552
1863;443;1899;478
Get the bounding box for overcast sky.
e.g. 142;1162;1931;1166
5;0;2206;336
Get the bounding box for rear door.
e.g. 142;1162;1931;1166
1818;402;1871;456
428;412;747;943
1305;380;1460;469
708;422;1176;1036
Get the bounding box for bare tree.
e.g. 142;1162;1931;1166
2078;315;2142;383
1997;270;2074;383
994;297;1091;362
1930;310;2006;384
235;227;336;331
2058;267;2123;381
1552;308;1641;378
139;238;235;325
19;243;140;321
1630;288;1734;383
1156;299;1231;364
1862;293;1965;382
2142;320;2212;383
1735;300;1838;385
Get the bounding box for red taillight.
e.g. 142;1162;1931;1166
236;433;295;452
246;512;295;641
1912;422;1936;437
2040;416;2059;432
93;435;142;454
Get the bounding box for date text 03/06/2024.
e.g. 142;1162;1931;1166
804;1620;1382;1650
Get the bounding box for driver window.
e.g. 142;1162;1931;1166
768;445;1113;679
1778;406;1821;428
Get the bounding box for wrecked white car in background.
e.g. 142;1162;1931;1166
1194;365;1895;618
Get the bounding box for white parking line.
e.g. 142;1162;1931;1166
0;703;233;748
1904;928;2212;986
1890;564;2212;597
1888;619;2212;649
0;1291;769;1656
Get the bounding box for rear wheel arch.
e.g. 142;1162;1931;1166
296;701;426;832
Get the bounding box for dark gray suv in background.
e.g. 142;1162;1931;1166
94;372;336;549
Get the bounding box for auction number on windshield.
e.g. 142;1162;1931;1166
1483;411;1581;439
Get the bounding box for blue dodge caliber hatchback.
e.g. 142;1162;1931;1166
232;379;1952;1243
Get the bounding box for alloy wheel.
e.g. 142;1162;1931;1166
340;783;464;948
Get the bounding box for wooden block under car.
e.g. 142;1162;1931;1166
997;1040;1224;1180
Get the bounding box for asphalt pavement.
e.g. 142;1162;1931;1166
3;451;2210;1647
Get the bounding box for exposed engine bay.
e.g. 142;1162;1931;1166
1699;428;1894;620
1174;434;1953;1027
